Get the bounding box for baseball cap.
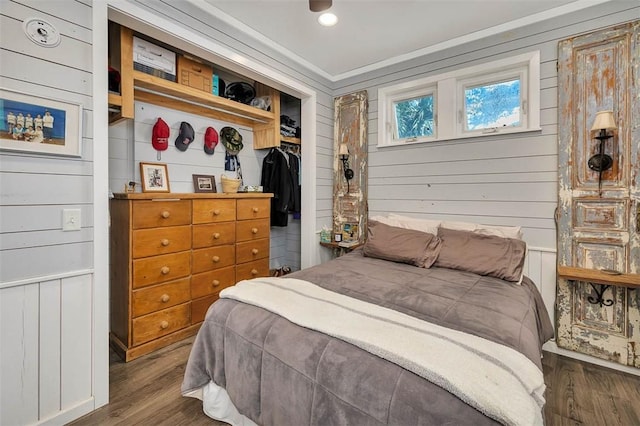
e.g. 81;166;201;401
220;126;243;155
152;117;169;151
174;121;195;151
204;126;219;155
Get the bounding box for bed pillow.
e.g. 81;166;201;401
363;220;442;268
380;213;441;235
441;220;523;240
434;227;526;282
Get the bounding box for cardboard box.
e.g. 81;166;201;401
177;55;212;93
132;36;176;82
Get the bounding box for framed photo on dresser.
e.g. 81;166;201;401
140;162;170;192
192;174;217;193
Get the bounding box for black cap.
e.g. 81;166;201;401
174;121;195;152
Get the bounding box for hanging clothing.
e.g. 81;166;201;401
287;151;301;215
261;148;294;226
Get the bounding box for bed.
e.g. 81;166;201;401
182;217;554;426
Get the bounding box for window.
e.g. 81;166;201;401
378;51;540;146
391;88;436;141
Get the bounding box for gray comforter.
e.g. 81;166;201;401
182;249;554;425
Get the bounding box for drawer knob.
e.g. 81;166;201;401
251;269;258;276
160;321;169;329
160;294;170;303
161;239;170;246
213;209;221;216
252;207;259;213
251;227;258;234
212;279;220;287
160;266;170;275
252;248;259;255
213;233;221;239
212;256;220;263
161;211;170;219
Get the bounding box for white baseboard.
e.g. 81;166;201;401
543;340;640;376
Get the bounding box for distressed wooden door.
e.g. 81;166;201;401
333;91;368;243
556;21;640;367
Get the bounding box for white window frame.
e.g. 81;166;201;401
389;85;437;143
378;51;540;147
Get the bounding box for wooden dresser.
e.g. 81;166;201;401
109;192;272;361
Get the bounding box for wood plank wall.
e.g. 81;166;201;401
0;1;100;423
334;2;639;251
0;1;94;282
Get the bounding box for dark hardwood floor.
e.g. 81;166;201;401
69;337;640;425
68;336;226;426
542;351;640;425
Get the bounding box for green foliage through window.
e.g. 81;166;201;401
394;95;434;139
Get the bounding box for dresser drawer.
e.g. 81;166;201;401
133;225;192;258
191;295;217;324
132;303;190;346
192;222;236;249
192;245;235;274
236;238;270;264
132;200;191;229
236;258;270;282
237;198;270;220
193;199;236;224
132;277;191;317
133;251;191;289
191;266;235;299
236;218;270;242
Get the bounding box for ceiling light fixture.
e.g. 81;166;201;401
318;12;338;27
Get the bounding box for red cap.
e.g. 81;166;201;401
204;126;219;155
152;118;170;151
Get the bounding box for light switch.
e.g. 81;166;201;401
62;209;81;231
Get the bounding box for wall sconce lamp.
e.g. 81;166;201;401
588;110;616;195
339;143;354;193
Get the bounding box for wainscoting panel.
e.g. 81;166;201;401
0;272;94;425
524;247;557;329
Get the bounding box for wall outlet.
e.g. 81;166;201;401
62;209;81;231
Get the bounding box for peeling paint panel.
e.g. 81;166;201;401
574;199;627;230
557;21;640;368
332;91;368;244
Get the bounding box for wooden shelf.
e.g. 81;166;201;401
108;22;287;150
281;136;301;145
558;265;640;288
108;92;122;107
132;71;274;124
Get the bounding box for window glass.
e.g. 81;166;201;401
393;94;434;139
464;78;521;131
377;50;540;146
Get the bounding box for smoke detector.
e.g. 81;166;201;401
23;18;61;48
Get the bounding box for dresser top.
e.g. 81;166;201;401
112;192;274;200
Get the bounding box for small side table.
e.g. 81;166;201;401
319;241;364;257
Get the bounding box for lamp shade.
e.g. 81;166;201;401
338;143;349;156
590;110;616;132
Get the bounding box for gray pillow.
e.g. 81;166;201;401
363;221;441;268
435;227;526;282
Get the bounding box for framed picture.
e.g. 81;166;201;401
342;223;359;243
0;88;82;157
192;174;217;193
140;162;170;192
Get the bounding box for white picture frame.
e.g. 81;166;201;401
0;88;83;157
140;162;170;193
